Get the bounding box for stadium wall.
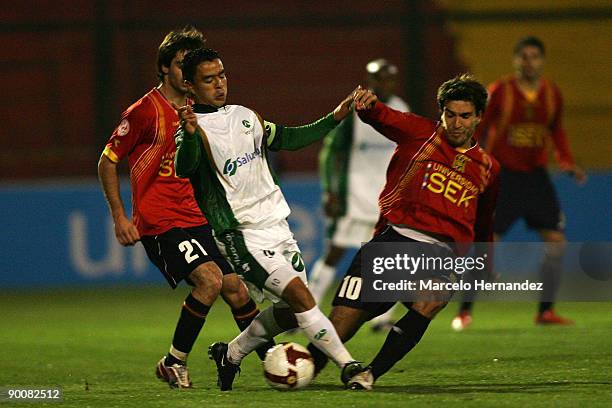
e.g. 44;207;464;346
1;174;610;288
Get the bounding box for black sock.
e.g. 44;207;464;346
539;301;554;314
460;301;473;313
307;342;329;374
167;293;210;365
369;309;431;380
232;299;275;361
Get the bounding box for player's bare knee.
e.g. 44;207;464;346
281;277;315;313
540;230;567;257
221;273;250;308
190;262;223;293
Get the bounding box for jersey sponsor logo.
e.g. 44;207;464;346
508;124;547;148
423;162;479;208
242;120;251;128
158;152;177;177
263;250;275;258
116;119;130;136
222;147;263;176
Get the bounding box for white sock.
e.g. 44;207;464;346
227;307;284;365
295;306;353;367
371;304;396;326
308;259;336;303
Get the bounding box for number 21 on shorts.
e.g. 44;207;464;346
178;239;208;263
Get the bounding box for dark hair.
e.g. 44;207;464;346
157;25;206;81
513;36;545;56
437;74;488;115
181;48;221;83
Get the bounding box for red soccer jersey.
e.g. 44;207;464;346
103;88;206;236
358;101;500;247
476;75;575;172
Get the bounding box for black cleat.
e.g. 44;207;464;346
208;342;240;391
340;361;365;386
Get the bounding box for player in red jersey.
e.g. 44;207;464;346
307;74;499;389
98;26;271;389
452;36;587;331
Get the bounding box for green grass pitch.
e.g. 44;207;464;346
1;285;611;407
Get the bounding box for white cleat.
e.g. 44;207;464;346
156;356;193;389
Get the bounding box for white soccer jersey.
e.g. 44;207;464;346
194;105;292;245
346;95;410;221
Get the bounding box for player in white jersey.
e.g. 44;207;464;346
309;59;410;332
173;48;366;390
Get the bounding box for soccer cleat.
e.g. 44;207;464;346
208;342;240;391
155;356;193;389
535;310;574;325
451;311;472;332
340;361;365;386
347;366;374;390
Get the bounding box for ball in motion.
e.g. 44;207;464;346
263;342;315;390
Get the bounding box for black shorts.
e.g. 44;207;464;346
141;224;234;289
494;167;564;235
331;226;454;318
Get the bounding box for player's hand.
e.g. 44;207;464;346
353;88;378;111
567;165;587;185
173;103;198;136
323;192;341;217
113;214;140;246
333;86;361;121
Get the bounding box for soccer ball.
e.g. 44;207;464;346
263;342;315;390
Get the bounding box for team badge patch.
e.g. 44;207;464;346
117;119;130;136
291;252;305;272
452;154;471;172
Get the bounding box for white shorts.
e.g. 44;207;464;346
215;222;307;304
329;216;376;248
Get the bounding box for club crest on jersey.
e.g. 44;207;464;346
291;252;305;272
452;154;471;173
117;119;130;136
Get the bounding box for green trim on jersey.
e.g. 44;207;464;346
216;229;270;289
174;128;240;235
267;112;338;151
319;113;353;216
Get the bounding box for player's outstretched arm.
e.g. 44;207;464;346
354;88;433;144
266;87;360;151
97;154;140;246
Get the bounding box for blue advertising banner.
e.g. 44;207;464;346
0;174;610;288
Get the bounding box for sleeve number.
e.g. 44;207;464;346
337;276;362;300
178;239;208;263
